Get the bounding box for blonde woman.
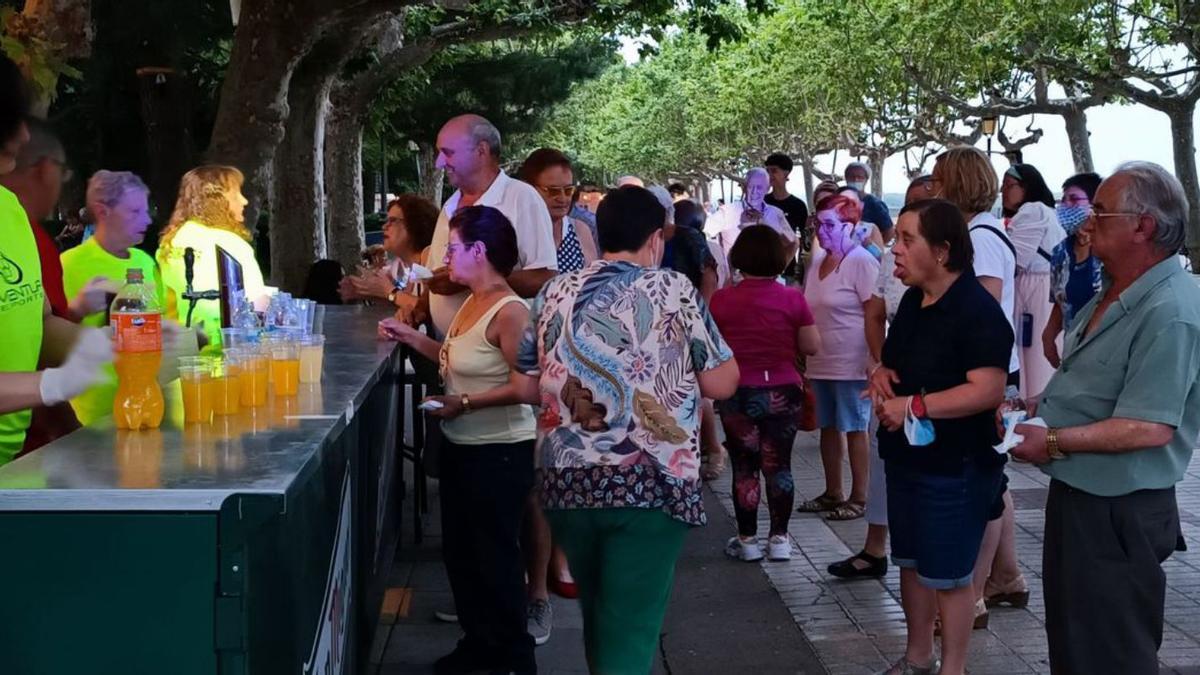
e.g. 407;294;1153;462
157;166;266;348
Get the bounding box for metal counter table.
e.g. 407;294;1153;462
0;306;405;675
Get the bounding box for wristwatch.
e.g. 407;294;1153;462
1047;427;1066;460
460;393;472;414
387;289;398;304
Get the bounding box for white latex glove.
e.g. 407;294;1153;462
39;328;114;405
67;276;120;318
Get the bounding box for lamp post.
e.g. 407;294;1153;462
981;114;999;155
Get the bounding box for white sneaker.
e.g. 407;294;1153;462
724;536;764;562
767;535;792;561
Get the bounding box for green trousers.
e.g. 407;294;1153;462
544;507;690;675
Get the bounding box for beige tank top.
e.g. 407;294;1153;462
439;295;536;445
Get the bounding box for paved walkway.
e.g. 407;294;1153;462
371;481;825;674
708;430;1200;674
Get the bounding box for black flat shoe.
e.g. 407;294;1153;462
827;550;887;579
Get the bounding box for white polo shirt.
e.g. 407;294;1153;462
428;170;557;336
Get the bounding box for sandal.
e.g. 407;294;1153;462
934;598;988;635
796;493;843;513
984;574;1030;608
825;501;866;521
827;550;888;579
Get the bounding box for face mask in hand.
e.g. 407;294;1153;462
1056;204;1090;235
904;397;936;446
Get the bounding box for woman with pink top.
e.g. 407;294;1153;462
710;226;821;561
798;194;881;521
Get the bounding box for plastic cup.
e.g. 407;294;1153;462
299;334;324;383
210;359;241;416
179;364;213;424
268;339;300;397
221;328;246;351
293;299;314;335
230;347;269;408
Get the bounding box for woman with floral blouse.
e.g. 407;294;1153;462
515;185;739;674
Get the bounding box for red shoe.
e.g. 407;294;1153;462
548;576;578;599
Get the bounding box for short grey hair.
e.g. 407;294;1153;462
646;184;675;225
745;167;769;183
1112;161;1189;254
86;170;149;208
15;117;64;169
466;116;502;159
845;161;871;179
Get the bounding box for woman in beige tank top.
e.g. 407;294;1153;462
379;205;538;673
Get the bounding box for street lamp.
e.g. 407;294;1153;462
981;114;999;155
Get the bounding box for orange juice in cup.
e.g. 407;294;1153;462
269;339;300;397
231;347;269;407
211;359;241;416
179;364;213;424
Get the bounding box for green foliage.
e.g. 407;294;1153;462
0;6;82;102
365;32;620;192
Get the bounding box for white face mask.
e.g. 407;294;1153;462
847;181;867;192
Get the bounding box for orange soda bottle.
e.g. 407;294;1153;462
111;268;165;429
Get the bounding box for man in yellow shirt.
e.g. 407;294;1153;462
0;54;111;464
61;170;170;424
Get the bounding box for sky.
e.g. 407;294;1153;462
618;37;1195;201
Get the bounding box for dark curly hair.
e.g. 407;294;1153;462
387;194;439;251
0;53;30;149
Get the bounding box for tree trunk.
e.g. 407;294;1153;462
417;142;444;205
1166;106;1200;268
136;67;196;249
1061;106;1094;173
799;152;815;206
868;152;885;197
205;1;309;235
270;66;331;293
325;106;367;274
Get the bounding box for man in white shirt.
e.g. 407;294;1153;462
423;114;557;337
707;167;798;261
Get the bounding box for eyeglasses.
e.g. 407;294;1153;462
1086;208;1142;221
47;158;73;182
445;242;475;257
536;184;577;198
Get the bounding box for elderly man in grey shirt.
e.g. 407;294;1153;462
1012;162;1200;675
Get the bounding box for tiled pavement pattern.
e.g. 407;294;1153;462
710;431;1200;674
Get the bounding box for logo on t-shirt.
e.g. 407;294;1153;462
0;247;42;314
0;249;22;284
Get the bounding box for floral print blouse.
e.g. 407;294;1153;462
516;260;734;525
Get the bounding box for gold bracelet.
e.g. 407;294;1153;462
1047;427;1065;460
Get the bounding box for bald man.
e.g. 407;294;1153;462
422;114;557;337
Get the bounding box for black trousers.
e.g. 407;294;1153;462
1044;480;1182;675
440;438;536;673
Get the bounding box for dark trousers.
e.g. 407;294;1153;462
440;438;537;673
1044;479;1182;675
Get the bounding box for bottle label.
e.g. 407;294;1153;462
114;312;162;352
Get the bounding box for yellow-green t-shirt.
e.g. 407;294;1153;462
60;237;166;424
0;186;45;464
157;220;267;350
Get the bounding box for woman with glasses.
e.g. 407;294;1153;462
1043;172;1104;368
379;205;538;675
518;148;596;274
1001;163;1065;401
340;194;438;310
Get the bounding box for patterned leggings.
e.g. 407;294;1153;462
717;384;804;537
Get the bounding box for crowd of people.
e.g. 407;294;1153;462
376;110;1200;675
3;45;1200;675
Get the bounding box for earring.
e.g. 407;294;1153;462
936;256;944;264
